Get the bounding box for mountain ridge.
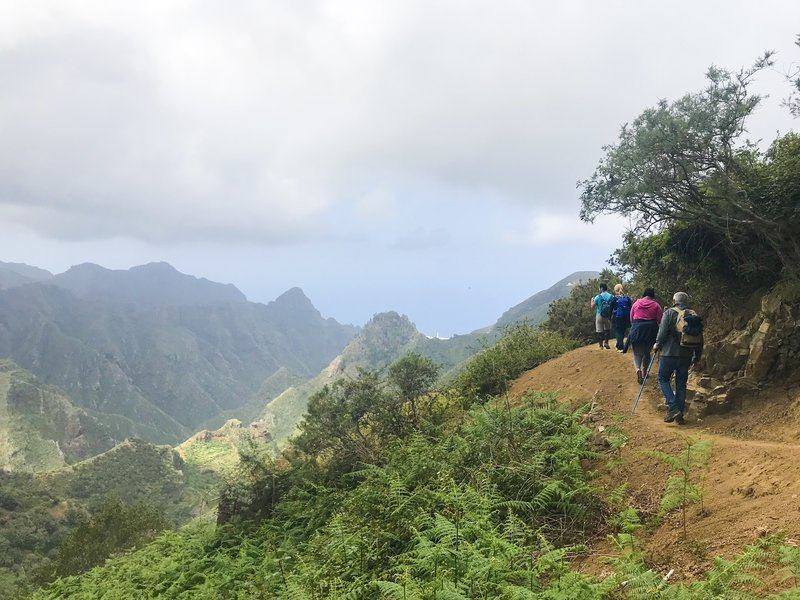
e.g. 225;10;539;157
0;261;358;444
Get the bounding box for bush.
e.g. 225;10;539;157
35;395;602;599
453;323;577;398
47;497;169;579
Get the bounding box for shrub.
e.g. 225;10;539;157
453;323;578;398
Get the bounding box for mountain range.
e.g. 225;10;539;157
0;260;597;453
0;262;357;445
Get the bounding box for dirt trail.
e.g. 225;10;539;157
509;345;800;581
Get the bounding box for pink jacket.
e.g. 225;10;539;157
630;297;663;322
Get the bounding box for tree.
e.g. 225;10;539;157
387;352;440;426
580;54;800;279
49;497;168;578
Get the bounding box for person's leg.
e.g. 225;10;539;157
642;346;652;375
632;345;643;370
603;319;612;348
658;356;678;415
674;358;690;415
595;314;604;348
632;344;644;383
614;320;625;350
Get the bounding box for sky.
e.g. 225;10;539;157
1;1;799;336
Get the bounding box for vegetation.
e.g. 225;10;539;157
45;497;168;580
0;437;219;596
22;316;800;598
649;438;712;539
543;270;623;344
452;324;577;398
578;52;800;323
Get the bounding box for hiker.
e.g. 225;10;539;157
612;283;632;352
626;288;662;384
590;283;614;349
653;291;703;424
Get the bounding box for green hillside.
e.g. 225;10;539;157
31;323;800;599
0;434;221;596
0;361;115;472
0;266;357;444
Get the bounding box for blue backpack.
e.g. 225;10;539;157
597;293;614;319
614;295;632;319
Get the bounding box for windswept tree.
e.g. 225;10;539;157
580;53;800;280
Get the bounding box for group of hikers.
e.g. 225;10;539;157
591;283;703;425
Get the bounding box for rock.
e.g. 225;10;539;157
698;376;714;388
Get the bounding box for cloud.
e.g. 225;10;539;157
0;1;798;243
505;213;630;247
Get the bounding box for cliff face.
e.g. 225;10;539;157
705;291;800;383
688;291;800;416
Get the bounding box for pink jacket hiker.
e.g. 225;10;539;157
630;297;663;322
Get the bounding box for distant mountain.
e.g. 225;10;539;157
0;262;357;444
493;271;600;330
260;271;599;445
52;262;246;306
0;260;53;290
0;360;116;472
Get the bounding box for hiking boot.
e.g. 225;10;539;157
603;341;611;349
636;370;643;385
664;409;681;423
674;413;685;425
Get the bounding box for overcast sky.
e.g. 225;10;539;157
1;1;798;335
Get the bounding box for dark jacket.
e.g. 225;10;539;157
627;319;659;347
655;304;702;360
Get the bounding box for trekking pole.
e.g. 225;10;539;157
631;350;659;415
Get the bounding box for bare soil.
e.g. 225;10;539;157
508;345;800;587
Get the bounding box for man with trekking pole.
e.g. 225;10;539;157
652;291;703;425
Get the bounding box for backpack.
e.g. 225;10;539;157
598;294;614;319
676;308;703;348
614;295;632;319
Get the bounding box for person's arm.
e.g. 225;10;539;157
590;295;596;309
654;309;672;350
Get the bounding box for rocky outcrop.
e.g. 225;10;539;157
690;291;800;416
705;291;800;383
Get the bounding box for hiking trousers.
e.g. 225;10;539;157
658;355;691;415
631;343;652;372
613;317;630;351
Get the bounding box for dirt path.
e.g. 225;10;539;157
509;345;800;582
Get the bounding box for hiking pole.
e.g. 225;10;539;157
631;350;659;415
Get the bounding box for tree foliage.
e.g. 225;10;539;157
47;497;168;579
581;55;800;288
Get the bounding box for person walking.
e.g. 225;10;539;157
653;291;703;424
590;283;614;349
612;283;632;352
626;288;662;384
